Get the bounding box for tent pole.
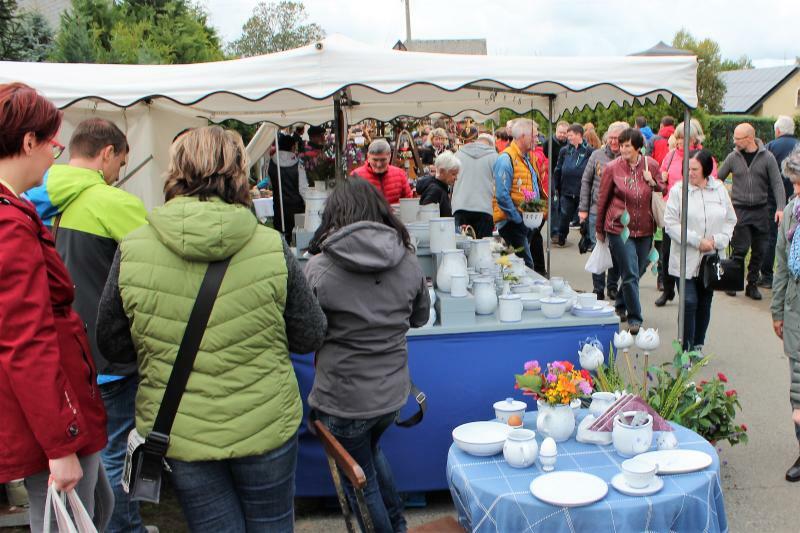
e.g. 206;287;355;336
274;134;287;240
334;91;346;182
546;96;554;277
677;108;691;347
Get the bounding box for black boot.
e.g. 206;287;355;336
607;286;618;301
593;289;605;301
745;284;762;301
654;291;674;307
786;455;800;482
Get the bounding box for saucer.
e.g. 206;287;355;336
610;473;663;496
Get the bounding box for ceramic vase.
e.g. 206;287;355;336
536;400;576;442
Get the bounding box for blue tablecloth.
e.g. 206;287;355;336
293;324;616;496
447;411;727;533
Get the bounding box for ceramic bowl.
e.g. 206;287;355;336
452;421;511;456
520;293;542;310
540;297;568;319
511;283;534;294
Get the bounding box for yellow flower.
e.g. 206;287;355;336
495;255;511;267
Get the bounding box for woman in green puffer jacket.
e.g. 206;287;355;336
96;126;326;532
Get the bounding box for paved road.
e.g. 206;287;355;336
297;236;799;532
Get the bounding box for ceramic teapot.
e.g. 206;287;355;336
436;249;467;292
503;429;539;468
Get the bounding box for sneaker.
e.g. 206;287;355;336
557;237;566;247
725;290;736;297
757;275;773;289
569;221;581;229
787;455;800;482
745;284;762;301
654;291;674;307
145;527;160;533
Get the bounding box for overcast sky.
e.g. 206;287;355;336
201;0;798;67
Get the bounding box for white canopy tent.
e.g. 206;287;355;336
0;34;699;340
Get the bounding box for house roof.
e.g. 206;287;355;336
393;39;487;55
631;41;694;57
720;65;799;114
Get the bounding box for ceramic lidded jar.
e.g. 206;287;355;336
497;294;523;322
612;411;654;457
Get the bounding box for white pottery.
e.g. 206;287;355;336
635;328;661;350
418;203;440;222
450;274;468;297
509;256;526;277
612;411;654;457
578;343;604;371
577;292;599;309
399;198;421;224
511;283;533;294
536;285;554;298
656;431;679;450
540;297;568;319
549;276;565;292
468;238;494;271
452;421;510;456
520;293;542;310
621;458;658;489
503;429;539;468
303;190;328;232
429;217;456;253
435;249;467;293
536;401;576;442
522;211;544;229
498;294;523;322
634;449;712;474
493;397;527;422
530;471;608;507
589;392;617;418
473;277;498;315
406;222;430;248
614;330;635;349
611;473;664;496
538;436;557;471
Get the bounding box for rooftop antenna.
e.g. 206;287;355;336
404;0;411;42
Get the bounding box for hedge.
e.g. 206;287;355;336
705;114;800;162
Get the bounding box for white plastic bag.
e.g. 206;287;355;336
43;485;98;533
584;239;613;274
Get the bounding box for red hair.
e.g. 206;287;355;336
0;82;62;158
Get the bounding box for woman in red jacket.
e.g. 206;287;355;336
595;127;664;334
0;83;110;532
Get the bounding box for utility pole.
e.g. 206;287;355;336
404;0;411;43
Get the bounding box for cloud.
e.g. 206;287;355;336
202;0;798;65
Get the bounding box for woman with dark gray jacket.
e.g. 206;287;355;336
771;146;800;482
304;177;430;533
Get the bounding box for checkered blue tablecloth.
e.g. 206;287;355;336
446;410;727;533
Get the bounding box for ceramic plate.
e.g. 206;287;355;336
571;304;615;318
635;449;713;474
529;471;608;507
610;473;664;496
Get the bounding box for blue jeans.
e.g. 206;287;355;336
588;214;620;294
498;220;534;270
316;411;406;533
167;433;298;533
679;278;714;350
608;234;652;325
556;195;579;240
550;196;561;238
100;376;145;533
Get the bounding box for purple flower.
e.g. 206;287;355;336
546;373;557;383
578;380;593;395
524;360;540;371
552;362;566;372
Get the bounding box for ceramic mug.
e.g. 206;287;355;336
621;458;658;488
550;276;565;292
577;292;599;309
450;274;468;297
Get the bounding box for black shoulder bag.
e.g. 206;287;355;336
697;188;744;292
122;258;231;503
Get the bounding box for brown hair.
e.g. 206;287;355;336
163;125;251;206
0;82;62;158
69;118;128;158
584;128;601;149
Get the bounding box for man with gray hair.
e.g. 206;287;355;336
452;133;498;238
352;138;412;204
416;151;460;217
761;116;799;287
492;118;544;272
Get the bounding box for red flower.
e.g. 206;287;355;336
741;424;748;431
717;372;728;383
725;390;737;397
562;361;574;372
700;380;708;386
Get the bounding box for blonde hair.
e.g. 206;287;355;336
431;127;449;140
674;119;706;144
164;125;251;206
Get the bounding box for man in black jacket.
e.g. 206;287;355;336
416;151;460;217
553;124;593;246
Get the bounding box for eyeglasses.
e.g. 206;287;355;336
50;140;65;159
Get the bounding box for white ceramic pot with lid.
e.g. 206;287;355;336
498;293;523;322
429;217;456;253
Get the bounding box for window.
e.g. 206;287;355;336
797;88;800;107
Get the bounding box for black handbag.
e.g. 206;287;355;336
701;252;744;292
121;258;230;503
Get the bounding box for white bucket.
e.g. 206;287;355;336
399;198;421;224
304;190;328;232
429;217;456;253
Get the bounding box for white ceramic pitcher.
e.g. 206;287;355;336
429;217;456;253
503;429;539;468
472;276;498;315
467;238;494;271
536;400;576;443
436;249;467;292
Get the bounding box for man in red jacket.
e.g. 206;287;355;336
648;116;675;164
352;139;412;204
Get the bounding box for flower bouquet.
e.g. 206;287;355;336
519;188;547;229
515;360;594;405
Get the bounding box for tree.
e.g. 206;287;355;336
0;0;53;61
50;0;224;64
228;0;325;57
720;55;753;72
672;29;727;114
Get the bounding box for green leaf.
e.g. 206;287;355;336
515;373;542;392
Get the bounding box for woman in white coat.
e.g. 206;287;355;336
665;150;737;351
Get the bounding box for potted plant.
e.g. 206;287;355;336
519;187;547;229
515;360;594;441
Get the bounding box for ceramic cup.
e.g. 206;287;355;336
550;276;565;292
577;292;599;309
450;274;468;298
621;458;658;488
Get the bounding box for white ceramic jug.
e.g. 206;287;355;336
503;429;539;468
429;217;456;253
418;203;440;223
467;238;494;271
536;400;576;442
399;198;421;224
303;190;328;232
589;392;617;418
498;294;523;322
436;249;467;292
473;276;498;315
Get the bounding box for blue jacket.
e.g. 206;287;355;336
767;134;798;203
553;142;593;198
